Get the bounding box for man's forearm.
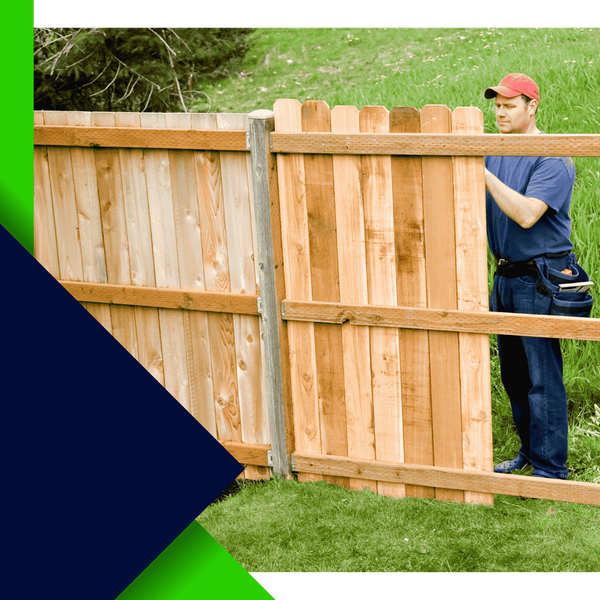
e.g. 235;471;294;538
485;169;548;229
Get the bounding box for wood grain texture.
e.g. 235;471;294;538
274;98;322;483
248;109;293;478
92;112;139;361
281;300;600;341
193;113;240;441
390;106;434;499
60;282;259;314
270;132;600;157
452;107;494;506
218;112;268;479
140;112;190;410
421;105;464;503
44;111;84;282
34;123;247;151
303;101;348;488
293;452;600;506
114;112;164;386
331;105;376;493
360;106;405;498
34;112;60;278
34;110;270;479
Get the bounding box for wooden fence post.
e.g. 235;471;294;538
247;109;293;478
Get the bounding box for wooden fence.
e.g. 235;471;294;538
34;109;271;480
33;104;600;506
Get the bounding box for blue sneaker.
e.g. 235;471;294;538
494;455;530;474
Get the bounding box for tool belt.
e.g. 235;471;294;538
495;258;539;279
495;253;594;318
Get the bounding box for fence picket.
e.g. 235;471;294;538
390;107;435;500
274;98;322;483
331;105;377;494
90;112;139;359
114;112;164;385
421;105;464;503
140;112;190;409
218;112;269;479
301;101;349;489
359;106;405;499
193;113;242;447
44;111;84;283
65;111;107;284
34;112;60;279
452;108;494;505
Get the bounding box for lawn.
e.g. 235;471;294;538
196;27;600;573
198;478;600;572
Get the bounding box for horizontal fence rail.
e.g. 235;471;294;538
33;125;248;151
292;452;600;506
281;300;600;341
270;132;600;156
35;126;600;157
62;282;260;315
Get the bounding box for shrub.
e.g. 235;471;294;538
34;28;256;112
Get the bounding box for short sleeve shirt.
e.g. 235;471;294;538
485;148;575;262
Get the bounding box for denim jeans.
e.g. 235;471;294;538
490;255;571;479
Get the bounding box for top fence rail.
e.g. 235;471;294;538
33;124;248;152
270;132;600;157
34;117;600;157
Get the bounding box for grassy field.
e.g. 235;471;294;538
196;27;600;573
199;478;600;572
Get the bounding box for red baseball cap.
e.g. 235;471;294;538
484;73;539;102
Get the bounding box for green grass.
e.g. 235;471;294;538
195;28;600;571
198;478;600;572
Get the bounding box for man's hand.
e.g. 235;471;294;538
485;169;548;229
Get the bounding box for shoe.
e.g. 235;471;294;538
494;455;530;474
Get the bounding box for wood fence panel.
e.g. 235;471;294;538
34;109;273;479
275;103;495;502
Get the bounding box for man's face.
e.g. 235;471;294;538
494;94;536;134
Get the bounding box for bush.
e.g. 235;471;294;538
34;28;256;112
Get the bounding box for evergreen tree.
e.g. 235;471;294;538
34;28;255;112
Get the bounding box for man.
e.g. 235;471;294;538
484;73;576;480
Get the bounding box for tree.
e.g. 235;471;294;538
34;28;255;113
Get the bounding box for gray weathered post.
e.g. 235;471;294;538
247;109;293;478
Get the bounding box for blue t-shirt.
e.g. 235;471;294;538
485;149;575;262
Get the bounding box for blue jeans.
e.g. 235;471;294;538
490;256;570;479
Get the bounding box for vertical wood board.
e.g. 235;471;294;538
274;99;322;482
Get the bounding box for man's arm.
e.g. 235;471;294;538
485;169;548;229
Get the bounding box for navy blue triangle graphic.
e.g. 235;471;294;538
4;224;243;599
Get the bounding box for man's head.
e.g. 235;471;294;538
484;73;539;134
